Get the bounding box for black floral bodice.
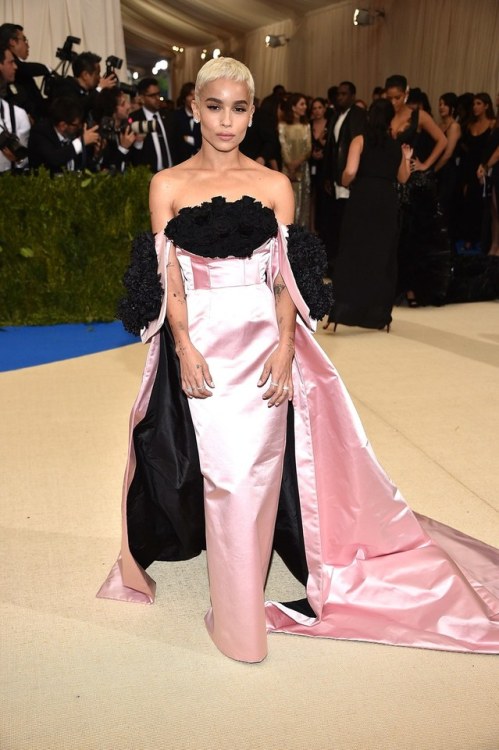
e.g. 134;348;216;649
164;195;278;258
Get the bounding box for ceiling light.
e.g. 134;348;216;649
152;58;168;76
353;8;385;26
212;48;221;59
265;34;289;48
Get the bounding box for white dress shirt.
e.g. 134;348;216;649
133;107;172;171
333;108;351;200
0;98;30;172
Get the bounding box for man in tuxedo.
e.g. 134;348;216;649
259;84;287;170
323;81;366;274
0;44;30;173
172;82;201;164
28;96;100;174
0;23;50;120
130;77;175;172
49;51;117;120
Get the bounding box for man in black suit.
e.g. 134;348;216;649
130;77;175;172
323;81;366;274
0;23;50;120
172;81;201;164
28;97;100;174
49;51;117;120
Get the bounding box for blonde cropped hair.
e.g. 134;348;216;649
195;57;255;102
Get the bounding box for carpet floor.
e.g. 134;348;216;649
1;302;498;750
0;322;138;372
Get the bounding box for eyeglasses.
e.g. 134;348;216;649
143;92;161;98
16;36;28;42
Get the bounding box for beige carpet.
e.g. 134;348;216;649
1;302;499;750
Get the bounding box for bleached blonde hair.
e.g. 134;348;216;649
195;57;255;103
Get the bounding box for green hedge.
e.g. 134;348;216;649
0;167;152;325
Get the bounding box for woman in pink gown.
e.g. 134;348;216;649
98;58;499;662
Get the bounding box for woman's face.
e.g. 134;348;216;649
115;94;130;121
292;97;307;119
386;86;406;114
438;99;450;118
473;98;486;118
311;100;326;120
192;78;254;151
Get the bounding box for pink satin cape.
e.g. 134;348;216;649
97;225;499;659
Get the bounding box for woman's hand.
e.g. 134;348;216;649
177;342;215;399
258;341;294;407
410;156;426;172
401;144;413;161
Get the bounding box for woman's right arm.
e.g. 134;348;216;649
398;143;413;183
149;172;214;399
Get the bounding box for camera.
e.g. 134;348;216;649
105;55;123;78
56;36;81;63
98;115;117;139
0;130;28;161
97;117;155;140
128;119;157;135
104;55;137;98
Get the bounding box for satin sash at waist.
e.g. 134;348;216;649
177;248;268;291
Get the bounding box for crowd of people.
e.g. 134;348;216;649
1;22;498;324
0;24;202;175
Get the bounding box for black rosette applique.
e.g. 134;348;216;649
165;195;278;258
117;232;163;336
286;224;334;321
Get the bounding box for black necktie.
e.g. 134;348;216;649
153;114;170;169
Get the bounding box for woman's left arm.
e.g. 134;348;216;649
413;111;447;171
258;174;297;407
341;135;363;187
434;121;461;172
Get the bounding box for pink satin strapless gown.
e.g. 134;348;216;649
177;245;287;661
97;202;499;663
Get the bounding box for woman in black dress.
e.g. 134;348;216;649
327;99;411;331
434;92;461;243
385;75;447;306
458;92;496;250
309;97;328;234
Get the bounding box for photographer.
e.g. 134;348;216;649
0;23;50;120
91;88;136;173
50;51;117;118
0;43;30;174
130;77;175;172
28;96;100;174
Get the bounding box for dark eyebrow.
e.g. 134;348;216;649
205;97;249;106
